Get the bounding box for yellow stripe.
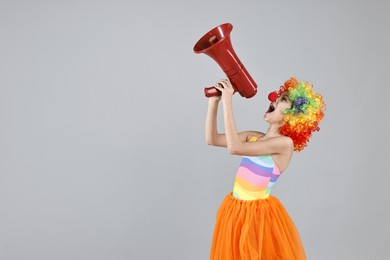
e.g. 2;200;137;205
248;135;261;142
233;182;268;200
233;185;258;200
234;177;267;191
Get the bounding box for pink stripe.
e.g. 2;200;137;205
236;167;270;187
273;165;281;175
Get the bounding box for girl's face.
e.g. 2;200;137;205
264;93;292;124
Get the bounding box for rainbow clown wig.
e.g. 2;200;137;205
270;77;326;152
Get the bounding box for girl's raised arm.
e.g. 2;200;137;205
205;84;262;147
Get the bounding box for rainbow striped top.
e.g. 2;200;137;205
232;136;281;200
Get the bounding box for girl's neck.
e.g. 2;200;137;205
263;124;282;139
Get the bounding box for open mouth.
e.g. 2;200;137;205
267;103;275;113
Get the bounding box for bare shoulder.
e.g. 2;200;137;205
275;135;294;146
257;135;294;154
270;136;294;172
272;135;294;151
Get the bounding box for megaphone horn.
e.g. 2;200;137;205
193;23;257;98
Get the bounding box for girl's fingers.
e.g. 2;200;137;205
214;83;224;90
219;79;232;89
217;79;234;95
224;79;233;88
218;81;227;88
214;79;233;95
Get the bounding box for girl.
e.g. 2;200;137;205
206;77;325;259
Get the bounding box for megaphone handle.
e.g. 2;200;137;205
204;84;237;98
204;86;222;97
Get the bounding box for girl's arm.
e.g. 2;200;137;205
205;87;262;147
215;80;293;156
205;96;226;146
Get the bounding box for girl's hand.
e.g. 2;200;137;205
214;79;234;102
208;83;222;103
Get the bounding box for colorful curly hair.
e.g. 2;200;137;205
276;77;326;151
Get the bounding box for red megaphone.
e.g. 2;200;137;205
193;23;257;98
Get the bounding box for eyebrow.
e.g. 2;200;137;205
280;93;290;99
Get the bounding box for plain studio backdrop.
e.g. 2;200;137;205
0;0;389;259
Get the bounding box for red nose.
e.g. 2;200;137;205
268;91;278;102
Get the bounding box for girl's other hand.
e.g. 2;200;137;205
214;79;234;102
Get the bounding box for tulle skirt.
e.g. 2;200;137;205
210;193;306;260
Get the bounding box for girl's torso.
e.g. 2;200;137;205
232;136;282;200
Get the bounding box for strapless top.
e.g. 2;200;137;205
232;136;281;200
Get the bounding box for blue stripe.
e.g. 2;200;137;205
244;155;274;167
240;157;273;171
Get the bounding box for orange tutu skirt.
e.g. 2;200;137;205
210;193;307;260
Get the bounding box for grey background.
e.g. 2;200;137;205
0;0;389;259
